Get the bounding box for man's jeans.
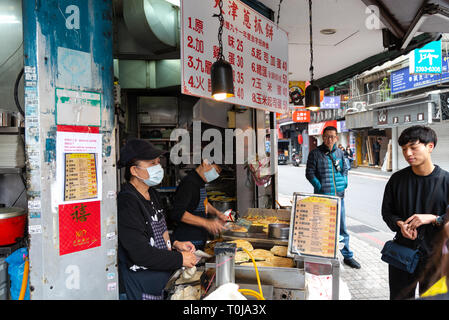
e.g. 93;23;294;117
340;198;353;259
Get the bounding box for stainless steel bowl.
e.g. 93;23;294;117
268;223;289;239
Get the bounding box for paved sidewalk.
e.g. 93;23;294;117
341;217;391;300
348;166;393;180
278;187;394;300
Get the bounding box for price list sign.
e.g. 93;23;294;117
289;193;340;259
64;153;98;202
181;0;289;113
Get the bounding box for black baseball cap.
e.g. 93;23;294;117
118;139;167;168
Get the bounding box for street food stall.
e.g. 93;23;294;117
163;192;343;300
117;0;300;300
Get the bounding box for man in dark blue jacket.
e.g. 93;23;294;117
306;126;361;269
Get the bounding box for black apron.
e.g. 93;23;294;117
174;187;208;250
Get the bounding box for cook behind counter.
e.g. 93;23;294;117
168;170;227;246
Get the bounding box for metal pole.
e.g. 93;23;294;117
214;242;236;287
392;126;398;172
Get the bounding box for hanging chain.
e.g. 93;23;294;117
309;0;314;82
213;0;225;61
277;0;283;26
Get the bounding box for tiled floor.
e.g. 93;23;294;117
340;232;390;300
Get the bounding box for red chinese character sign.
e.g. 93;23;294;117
58;200;101;255
181;0;289;113
293;110;310;123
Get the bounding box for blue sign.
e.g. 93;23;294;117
391;55;449;94
320;96;340;109
410;40;442;74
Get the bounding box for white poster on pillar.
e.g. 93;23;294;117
56;131;103;205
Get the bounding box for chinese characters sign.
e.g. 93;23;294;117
290;194;340;259
293;109;310;123
64;153;98;202
391;55;449;94
320;96;340;109
181;0;289;113
56;130;102;204
59;201;101;255
409;40;442;74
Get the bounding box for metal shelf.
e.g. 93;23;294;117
0;167;23;174
0;127;24;134
139;123;177;127
144;139;176;142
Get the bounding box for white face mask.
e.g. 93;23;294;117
136;164;164;187
204;166;219;182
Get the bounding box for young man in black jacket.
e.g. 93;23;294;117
382;125;449;299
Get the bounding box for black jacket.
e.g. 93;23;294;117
382;165;449;256
117;182;183;271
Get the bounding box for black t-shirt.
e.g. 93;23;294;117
168;170;209;242
381;165;449;256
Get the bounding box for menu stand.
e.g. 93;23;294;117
287;192;342;300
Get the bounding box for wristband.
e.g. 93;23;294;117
435;215;444;227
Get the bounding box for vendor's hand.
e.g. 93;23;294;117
181;251;197;268
217;212;229;223
405;214;437;230
204;219;225;235
174;241;196;253
398;221;417;240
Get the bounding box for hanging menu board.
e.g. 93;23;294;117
288;193;341;259
181;0;289;113
64;153;98;202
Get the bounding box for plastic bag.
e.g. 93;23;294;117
247;156;272;186
5;247;30;300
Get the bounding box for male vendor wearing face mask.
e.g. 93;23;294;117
169;159;228;250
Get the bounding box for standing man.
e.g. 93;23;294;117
168;159;228;251
306;126;361;269
373;137;382;167
382;125;449;299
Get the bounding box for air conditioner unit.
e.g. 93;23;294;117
353;101;367;112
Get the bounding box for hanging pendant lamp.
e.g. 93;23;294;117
305;0;320;111
211;0;234;101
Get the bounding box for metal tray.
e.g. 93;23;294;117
221;232;288;247
163;266;209;299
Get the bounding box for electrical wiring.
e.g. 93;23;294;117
18;256;29;300
238;248;265;300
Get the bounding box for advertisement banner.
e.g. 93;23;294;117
289;81;306;106
181;0;289;113
391;55;449;94
308;120;337;136
320;96;341;109
409;40;442;74
293;109;310;123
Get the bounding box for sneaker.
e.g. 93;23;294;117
343;258;361;269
